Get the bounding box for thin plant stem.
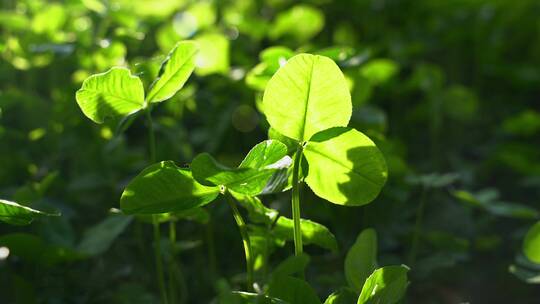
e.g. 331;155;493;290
292;145;304;257
153;216;168;304
145;108;156;163
226;192;254;291
145;108;168;304
168;221;177;304
408;186;429;266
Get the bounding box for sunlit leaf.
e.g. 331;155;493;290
146;41;198;103
357;265;409;304
263;54;352;142
120;161;220;214
304;127;387;206
345;228;378;292
76;67;145;124
0;199;58;226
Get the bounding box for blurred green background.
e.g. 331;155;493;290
1;0;540;303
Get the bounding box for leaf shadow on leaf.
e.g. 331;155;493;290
336;145;387;205
91;94;138;126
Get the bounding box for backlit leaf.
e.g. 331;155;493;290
263;54;352;142
304;127;387;206
76;67;144;124
146;41;198;103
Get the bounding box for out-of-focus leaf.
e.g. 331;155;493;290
120;161;220;214
195;32;229;76
0;233;81;265
360;59;399;85
76;67;145;124
502;110;540;136
0;199;59;226
523;221;540;264
345;228;378;292
263;54;351;142
452;189;539;219
146;41;198;103
269;5;324;43
77;215;133;256
304;127;387;206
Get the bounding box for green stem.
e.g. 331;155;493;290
145;109;156;163
292;145;304;257
168;221;177;304
408;186;429;266
226;192;254;291
153;216;168;304
146;108;168;303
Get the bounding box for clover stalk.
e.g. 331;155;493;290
145;107;168;304
292;144;304;257
225;191;254;291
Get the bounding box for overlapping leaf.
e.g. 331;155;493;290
191;140;291;196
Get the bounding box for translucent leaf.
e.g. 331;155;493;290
146;41;198;103
304;127;387;206
357;265;409;304
0;199;58;226
76;67;145;124
263;54;352;142
345;228;378;292
191;141;291;196
120;161;220;214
